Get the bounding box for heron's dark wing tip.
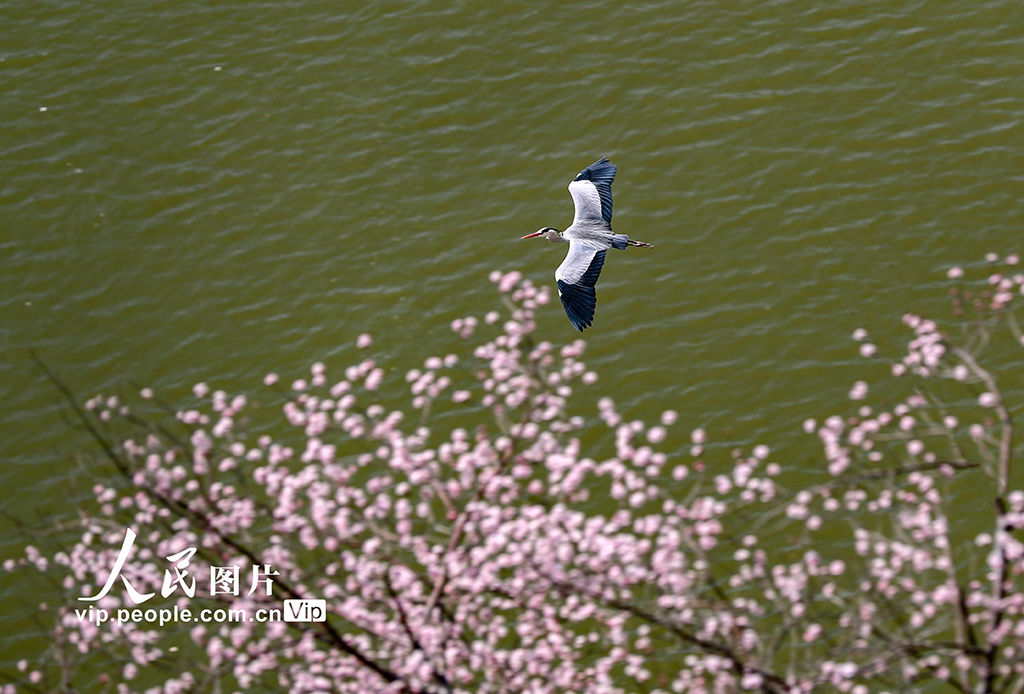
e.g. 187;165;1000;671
573;157;617;184
572;158;616;223
557;279;596;332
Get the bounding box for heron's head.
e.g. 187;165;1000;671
521;227;562;242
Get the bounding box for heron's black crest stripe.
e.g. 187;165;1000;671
573;157;616;223
557;279;596;332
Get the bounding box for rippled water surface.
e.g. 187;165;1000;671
3;0;1023;668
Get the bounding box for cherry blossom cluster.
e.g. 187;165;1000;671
3;256;1023;693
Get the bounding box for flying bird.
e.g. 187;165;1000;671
521;157;652;331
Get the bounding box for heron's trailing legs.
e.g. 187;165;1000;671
627;239;653;248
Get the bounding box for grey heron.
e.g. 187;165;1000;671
521;157;653;332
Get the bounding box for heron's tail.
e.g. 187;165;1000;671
611;234;653;250
610;235;651;251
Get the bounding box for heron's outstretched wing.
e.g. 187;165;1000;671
555;242;606;332
568;157;616;225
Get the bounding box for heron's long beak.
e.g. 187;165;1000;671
521;231;544;239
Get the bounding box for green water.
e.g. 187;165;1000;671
3;0;1023;675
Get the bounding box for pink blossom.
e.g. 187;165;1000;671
498;271;522;293
16;258;1024;694
365;369;383;391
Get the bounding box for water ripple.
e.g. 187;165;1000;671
4;0;1024;555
